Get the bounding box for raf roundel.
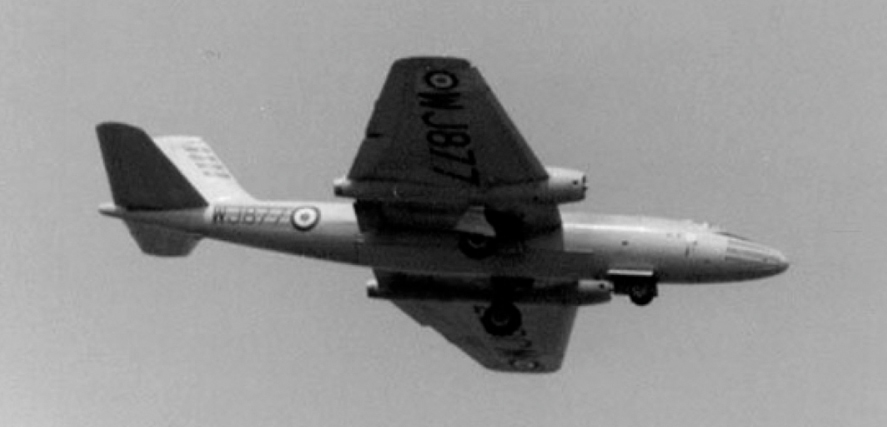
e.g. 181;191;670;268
424;71;458;91
291;206;320;231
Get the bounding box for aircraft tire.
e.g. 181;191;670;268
481;302;522;336
628;281;657;306
459;234;495;259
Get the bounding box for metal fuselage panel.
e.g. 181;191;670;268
104;201;785;284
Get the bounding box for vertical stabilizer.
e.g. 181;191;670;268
97;122;255;256
97;122;254;210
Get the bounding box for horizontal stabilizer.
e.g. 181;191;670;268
124;221;200;257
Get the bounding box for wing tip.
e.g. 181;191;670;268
393;56;472;69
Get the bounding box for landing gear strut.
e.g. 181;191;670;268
481;302;522;336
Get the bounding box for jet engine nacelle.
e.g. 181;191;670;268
540;166;587;204
367;279;611;306
333;167;586;206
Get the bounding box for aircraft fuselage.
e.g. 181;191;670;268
95;55;792;371
100;201;788;285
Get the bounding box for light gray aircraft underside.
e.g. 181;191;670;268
97;57;788;373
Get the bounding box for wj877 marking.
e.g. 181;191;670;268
211;205;320;231
420;70;479;185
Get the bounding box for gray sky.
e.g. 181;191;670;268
2;0;886;425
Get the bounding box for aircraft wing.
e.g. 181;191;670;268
372;272;580;373
340;57;569;236
348;56;547;188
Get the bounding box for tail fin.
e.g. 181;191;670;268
97;122;254;256
97;122;253;210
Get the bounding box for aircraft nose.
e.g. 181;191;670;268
769;249;790;274
725;239;790;277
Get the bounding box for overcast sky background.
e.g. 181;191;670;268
2;1;886;426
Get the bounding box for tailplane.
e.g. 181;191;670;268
97;122;254;256
123;221;201;257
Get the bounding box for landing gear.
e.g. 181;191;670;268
459;234;495;259
627;281;657;306
481;302;522;336
612;275;659;306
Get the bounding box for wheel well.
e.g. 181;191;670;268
607;270;658;295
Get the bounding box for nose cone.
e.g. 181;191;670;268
768;249;790;274
725;239;790;279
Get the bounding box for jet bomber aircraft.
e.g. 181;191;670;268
97;57;789;373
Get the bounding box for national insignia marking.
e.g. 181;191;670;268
291;206;320;231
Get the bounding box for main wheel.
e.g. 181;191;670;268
459;234;495;259
481;302;522;336
628;281;657;306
